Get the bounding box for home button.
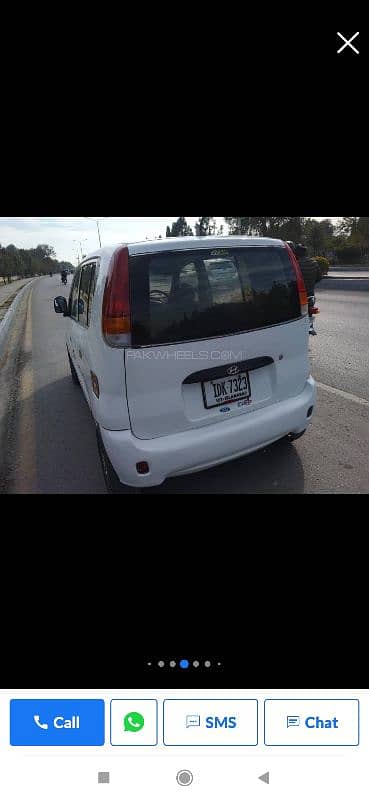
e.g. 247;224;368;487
177;770;194;786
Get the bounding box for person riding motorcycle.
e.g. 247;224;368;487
61;269;68;285
287;242;321;335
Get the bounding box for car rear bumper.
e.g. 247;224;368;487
101;376;316;487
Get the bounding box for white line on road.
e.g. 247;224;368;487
11;285;37;493
316;382;369;407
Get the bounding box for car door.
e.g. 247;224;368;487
72;261;97;407
67;267;82;368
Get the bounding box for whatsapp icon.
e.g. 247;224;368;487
124;712;145;732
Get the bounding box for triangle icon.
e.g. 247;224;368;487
259;772;270;785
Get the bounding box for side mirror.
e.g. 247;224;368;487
54;296;69;316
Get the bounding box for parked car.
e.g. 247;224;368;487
54;237;316;492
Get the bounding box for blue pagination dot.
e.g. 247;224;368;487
179;659;190;669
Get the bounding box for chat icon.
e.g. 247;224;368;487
186;715;201;728
287;716;300;728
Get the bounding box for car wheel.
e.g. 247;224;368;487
67;350;80;386
286;429;307;442
96;427;141;494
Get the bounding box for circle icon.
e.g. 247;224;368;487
193;661;200;668
180;659;190;669
204;661;211;668
123;712;145;732
158;661;165;668
170;660;176;668
177;770;193;786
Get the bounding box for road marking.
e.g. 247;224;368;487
11;285;37;492
316;381;369;407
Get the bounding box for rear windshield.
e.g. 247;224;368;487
130;246;300;346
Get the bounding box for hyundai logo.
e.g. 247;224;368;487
227;365;239;375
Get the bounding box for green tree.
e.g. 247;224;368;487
279;217;305;242
224;217;295;237
303;220;325;255
35;244;57;260
354;218;369;256
337;217;359;238
224;217;254;234
0;243;73;281
166;217;194;237
250;217;291;236
317;219;334;242
194;217;215;236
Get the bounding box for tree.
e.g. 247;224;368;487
0;243;73;281
224;217;254;234
356;218;369;255
35;244;56;260
0;245;23;282
224;217;295;237
302;219;337;256
303;220;325;255
337;217;359;238
194;217;215;236
251;217;294;237
279;217;305;242
166;217;194;237
317;219;334;242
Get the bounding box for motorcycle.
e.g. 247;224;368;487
61;275;67;286
308;295;319;336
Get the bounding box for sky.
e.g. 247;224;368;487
0;217;340;265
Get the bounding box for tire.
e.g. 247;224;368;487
96;426;141;494
286;429;307;442
67;350;80;386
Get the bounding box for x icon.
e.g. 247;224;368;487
337;32;360;54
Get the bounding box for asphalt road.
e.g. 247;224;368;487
311;276;369;401
1;274;369;493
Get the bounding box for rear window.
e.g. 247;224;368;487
130;246;300;347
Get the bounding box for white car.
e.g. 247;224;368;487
54;236;316;492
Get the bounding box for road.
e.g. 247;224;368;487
311;276;369;402
0;277;106;494
1;274;368;493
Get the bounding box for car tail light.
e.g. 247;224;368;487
311;306;320;315
284;243;308;316
102;246;131;346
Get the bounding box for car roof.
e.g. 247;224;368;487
81;236;286;264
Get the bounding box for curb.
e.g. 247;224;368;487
325;275;369;280
0;280;36;358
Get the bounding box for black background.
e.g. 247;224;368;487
0;18;365;691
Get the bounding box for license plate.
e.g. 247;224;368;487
202;371;251;409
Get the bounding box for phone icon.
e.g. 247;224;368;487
33;715;49;730
124;712;145;732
